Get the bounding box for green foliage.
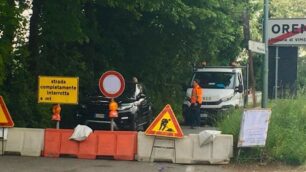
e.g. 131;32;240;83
266;99;306;165
217;108;243;146
218;99;306;165
2;0;247;127
270;0;306;18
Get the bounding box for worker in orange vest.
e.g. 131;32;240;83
189;79;203;129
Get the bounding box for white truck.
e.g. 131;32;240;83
182;66;246;125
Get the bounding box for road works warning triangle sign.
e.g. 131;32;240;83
145;104;183;138
0;96;14;127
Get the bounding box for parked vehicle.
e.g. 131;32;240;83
182;66;246;125
75;82;153;131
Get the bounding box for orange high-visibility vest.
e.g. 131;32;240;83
191;84;203;104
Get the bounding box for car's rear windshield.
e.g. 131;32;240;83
193;72;235;89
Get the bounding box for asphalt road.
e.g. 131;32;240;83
0;155;230;172
2;155;306;172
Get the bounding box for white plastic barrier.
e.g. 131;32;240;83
6;128;44;156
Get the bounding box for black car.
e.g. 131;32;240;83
75;82;153;131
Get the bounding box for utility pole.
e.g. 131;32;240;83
262;0;269;108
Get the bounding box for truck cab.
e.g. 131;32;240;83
182;66;245;125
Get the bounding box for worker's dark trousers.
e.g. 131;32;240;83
190;104;200;128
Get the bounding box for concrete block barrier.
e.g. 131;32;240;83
190;134;212;163
5;128;24;154
190;133;233;164
152;147;175;163
136;132;154;161
21;128;44;156
136;132;175;163
175;135;193;164
210;134;233;164
5;128;44;156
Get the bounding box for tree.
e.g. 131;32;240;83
2;0;248;127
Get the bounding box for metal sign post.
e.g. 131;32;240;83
263;0;269;108
275;47;279;99
99;71;125;131
1;128;4;155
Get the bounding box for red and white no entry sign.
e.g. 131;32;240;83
99;71;125;98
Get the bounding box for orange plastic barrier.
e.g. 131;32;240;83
43;129;61;158
95;131;137;160
59;129;78;156
44;129;137;161
95;131;116;156
114;131;137;160
44;129;79;158
77;133;97;159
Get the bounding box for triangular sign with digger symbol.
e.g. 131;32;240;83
0;96;14;127
145;104;183;138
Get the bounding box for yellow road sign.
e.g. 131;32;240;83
145;104;183;138
38;76;79;104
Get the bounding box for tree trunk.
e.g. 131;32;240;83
28;0;42;76
243;9;257;107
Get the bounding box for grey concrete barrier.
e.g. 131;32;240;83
175;135;193;164
190;134;212;163
6;128;44;156
192;133;233;164
210;134;233;164
136;132;154;161
136;132;175;163
137;132;233;165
